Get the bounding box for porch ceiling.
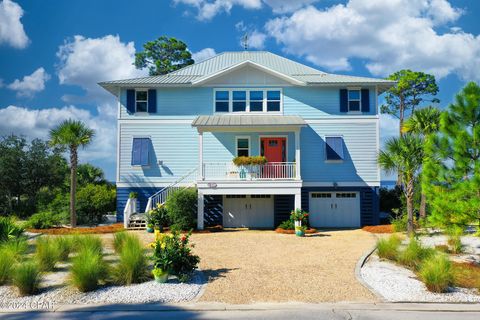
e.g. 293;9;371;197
192;115;306;130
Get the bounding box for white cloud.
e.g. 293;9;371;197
173;0;262;20
246;30;266;49
263;0;319;14
0;104;116;164
0;0;29;49
192;47;217;62
56;35;146;102
265;0;480;81
7;68;50;97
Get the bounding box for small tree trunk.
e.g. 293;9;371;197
419;192;427;219
397;97;405;186
70;146;78;227
406;178;415;236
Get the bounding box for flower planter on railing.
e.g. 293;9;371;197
203;162;296;181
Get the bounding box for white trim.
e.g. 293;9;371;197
117;123;121;182
304;117;378;123
118;117;379;124
193;60;305;86
347;88;361;112
199;132;204;180
235;136;251;156
302;181;380;187
119;119;194;124
116;182;194;188
258;135;288;161
213;88;283;114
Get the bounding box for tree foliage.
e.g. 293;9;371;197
381;70;440;135
423;82;480;228
134;36;194;76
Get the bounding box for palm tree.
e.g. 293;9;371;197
379;134;423;235
402;106;441;219
50;120;95;227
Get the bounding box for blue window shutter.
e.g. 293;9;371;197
326;137;344;160
361;89;370;112
131;138;142;165
148;89;157;113
340;89;348;113
140;138;150;166
126;89;135;113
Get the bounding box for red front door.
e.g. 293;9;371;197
261;138;286;162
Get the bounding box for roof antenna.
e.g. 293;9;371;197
241;33;248;51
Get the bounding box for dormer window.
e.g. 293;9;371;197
214;88;282;113
135;90;148;113
348;89;361;112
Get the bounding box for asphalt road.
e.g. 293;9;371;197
0;303;479;320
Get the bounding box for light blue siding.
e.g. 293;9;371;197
283;86;377;117
301;122;378;183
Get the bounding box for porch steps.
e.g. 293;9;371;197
127;214;147;230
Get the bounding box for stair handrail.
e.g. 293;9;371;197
144;167;197;213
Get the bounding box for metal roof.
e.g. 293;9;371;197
192;115;306;128
98;51;395;94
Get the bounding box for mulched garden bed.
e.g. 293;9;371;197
275;227;317;234
27;223;124;235
362;224;394;234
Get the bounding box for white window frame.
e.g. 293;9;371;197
135;89;148;113
213;88;283;114
232;90;247;113
235;136;251;157
347;87;361;113
324;135;344;163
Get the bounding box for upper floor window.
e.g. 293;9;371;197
236;137;250;157
135;90;148;112
214;89;282;113
348;89;361;112
325;136;344;161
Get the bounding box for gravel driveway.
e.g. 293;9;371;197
139;229;376;304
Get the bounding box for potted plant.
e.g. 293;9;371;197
152;267;169;283
146;223;154;233
232;156;267;179
148;203;169;232
290;209;309;237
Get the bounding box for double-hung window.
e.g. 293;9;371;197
249;91;264;112
348;89;361;112
325;136;344;161
215;90;229;112
232;91;247;112
135;90;148;112
267;90;281;112
236;137;250;157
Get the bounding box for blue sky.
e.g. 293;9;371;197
0;0;479;181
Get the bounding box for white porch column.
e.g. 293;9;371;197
294;191;302;210
198;131;204;180
197;191;204;230
295;129;301;179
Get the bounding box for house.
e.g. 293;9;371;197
99;51;395;229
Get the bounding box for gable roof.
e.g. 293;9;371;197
99;51;395;94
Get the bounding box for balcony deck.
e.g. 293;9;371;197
201;162;298;181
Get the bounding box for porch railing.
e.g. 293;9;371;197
202;162;297;180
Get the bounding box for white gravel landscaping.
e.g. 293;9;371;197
0;270;205;307
361;253;480;303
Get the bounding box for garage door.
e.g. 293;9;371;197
309;192;360;228
223;195;274;228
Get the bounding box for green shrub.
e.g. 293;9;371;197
27;211;62;229
35;237;60;271
113;231;129;253
1;237;28;259
165;188;197;230
147;204;170;230
76;184;116;225
420;254;453;293
129;192;138;199
0;217;24;242
0;250;15;284
12;261;41;296
52;236;74;261
278;219;294;230
71;235;103;256
70;247;108;292
397;238;435;270
377;235;402;260
113;234;149;285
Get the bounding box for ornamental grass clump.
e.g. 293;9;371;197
35;237;60;271
397;237;435;270
12;261;41;296
52;236;74;261
113;231;129;253
0;250;15;285
1;237;28;259
419;254;453;293
70;247;108;292
72;234;103;256
113;234;149;285
376;235;402;260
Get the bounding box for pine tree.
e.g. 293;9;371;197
422;82;480;229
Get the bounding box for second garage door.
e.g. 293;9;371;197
223;195;274;228
309;192;360;228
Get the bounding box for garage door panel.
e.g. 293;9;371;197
309;192;360;228
223;195;274;228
